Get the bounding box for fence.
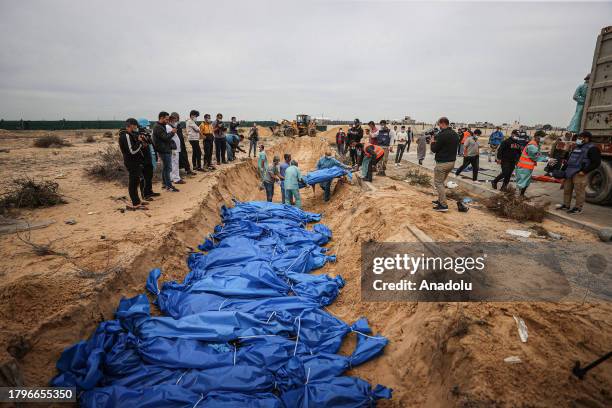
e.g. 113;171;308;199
0;120;279;131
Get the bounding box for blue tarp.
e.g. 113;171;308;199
52;200;391;407
302;166;352;187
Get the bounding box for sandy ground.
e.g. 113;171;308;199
0;128;610;407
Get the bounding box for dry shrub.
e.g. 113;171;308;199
483;186;548;222
85;145;128;184
84;134;96;143
103;131;113;138
391;167;432;186
0;177;67;213
33;135;72;148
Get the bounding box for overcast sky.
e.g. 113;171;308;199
0;0;610;125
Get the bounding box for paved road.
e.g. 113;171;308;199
395;145;612;229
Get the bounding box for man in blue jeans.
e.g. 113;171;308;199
315;151;350;201
262;156;280;201
279;153;292;204
152;111;179;192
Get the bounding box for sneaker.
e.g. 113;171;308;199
556;204;570;211
168;186;180;192
433;203;449;212
143;196;154;201
490;180;498;190
567;207;582;214
150;192;161;197
175;180;186;184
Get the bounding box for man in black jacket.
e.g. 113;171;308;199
558;131;602;214
347;119;364;167
491;130;522;191
430;117;459;212
152;111;179;192
118;118;147;209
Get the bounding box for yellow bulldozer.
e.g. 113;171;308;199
274;114;317;137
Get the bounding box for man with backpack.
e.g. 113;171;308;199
376;120;392;176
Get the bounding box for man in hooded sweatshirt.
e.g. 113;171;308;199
118;118;147;209
491;129;523;191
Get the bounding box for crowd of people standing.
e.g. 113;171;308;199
118;111;250;210
119;112;601;216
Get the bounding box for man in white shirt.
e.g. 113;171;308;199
186;110;203;171
394;125;408;166
168;112;185;185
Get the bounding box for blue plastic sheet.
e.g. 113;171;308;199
301;166;352;187
52;200;391;407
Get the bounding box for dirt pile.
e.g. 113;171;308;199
0;130;609;407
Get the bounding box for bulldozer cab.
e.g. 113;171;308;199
296;114;310;125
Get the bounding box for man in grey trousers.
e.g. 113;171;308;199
430;117;459;212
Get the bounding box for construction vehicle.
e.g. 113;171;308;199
555;26;612;205
273;115;317;137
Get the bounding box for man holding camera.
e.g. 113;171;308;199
119;118;147;209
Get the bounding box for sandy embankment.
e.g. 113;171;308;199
0;128;610;407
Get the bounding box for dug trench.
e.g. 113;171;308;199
1;133;611;407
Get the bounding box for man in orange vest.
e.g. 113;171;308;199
360;143;384;182
515;130;547;196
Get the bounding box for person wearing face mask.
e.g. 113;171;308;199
213;113;228;165
199;114;215;170
186;110;204;172
567;74;590;133
455;129;481;182
168;112;185;185
557;131;601;214
515;130;548;196
491;129;523;191
376;120;391;176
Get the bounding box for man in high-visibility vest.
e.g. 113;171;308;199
515;130;547;196
360;143;384;182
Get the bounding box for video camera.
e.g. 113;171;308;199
137;126;153;145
